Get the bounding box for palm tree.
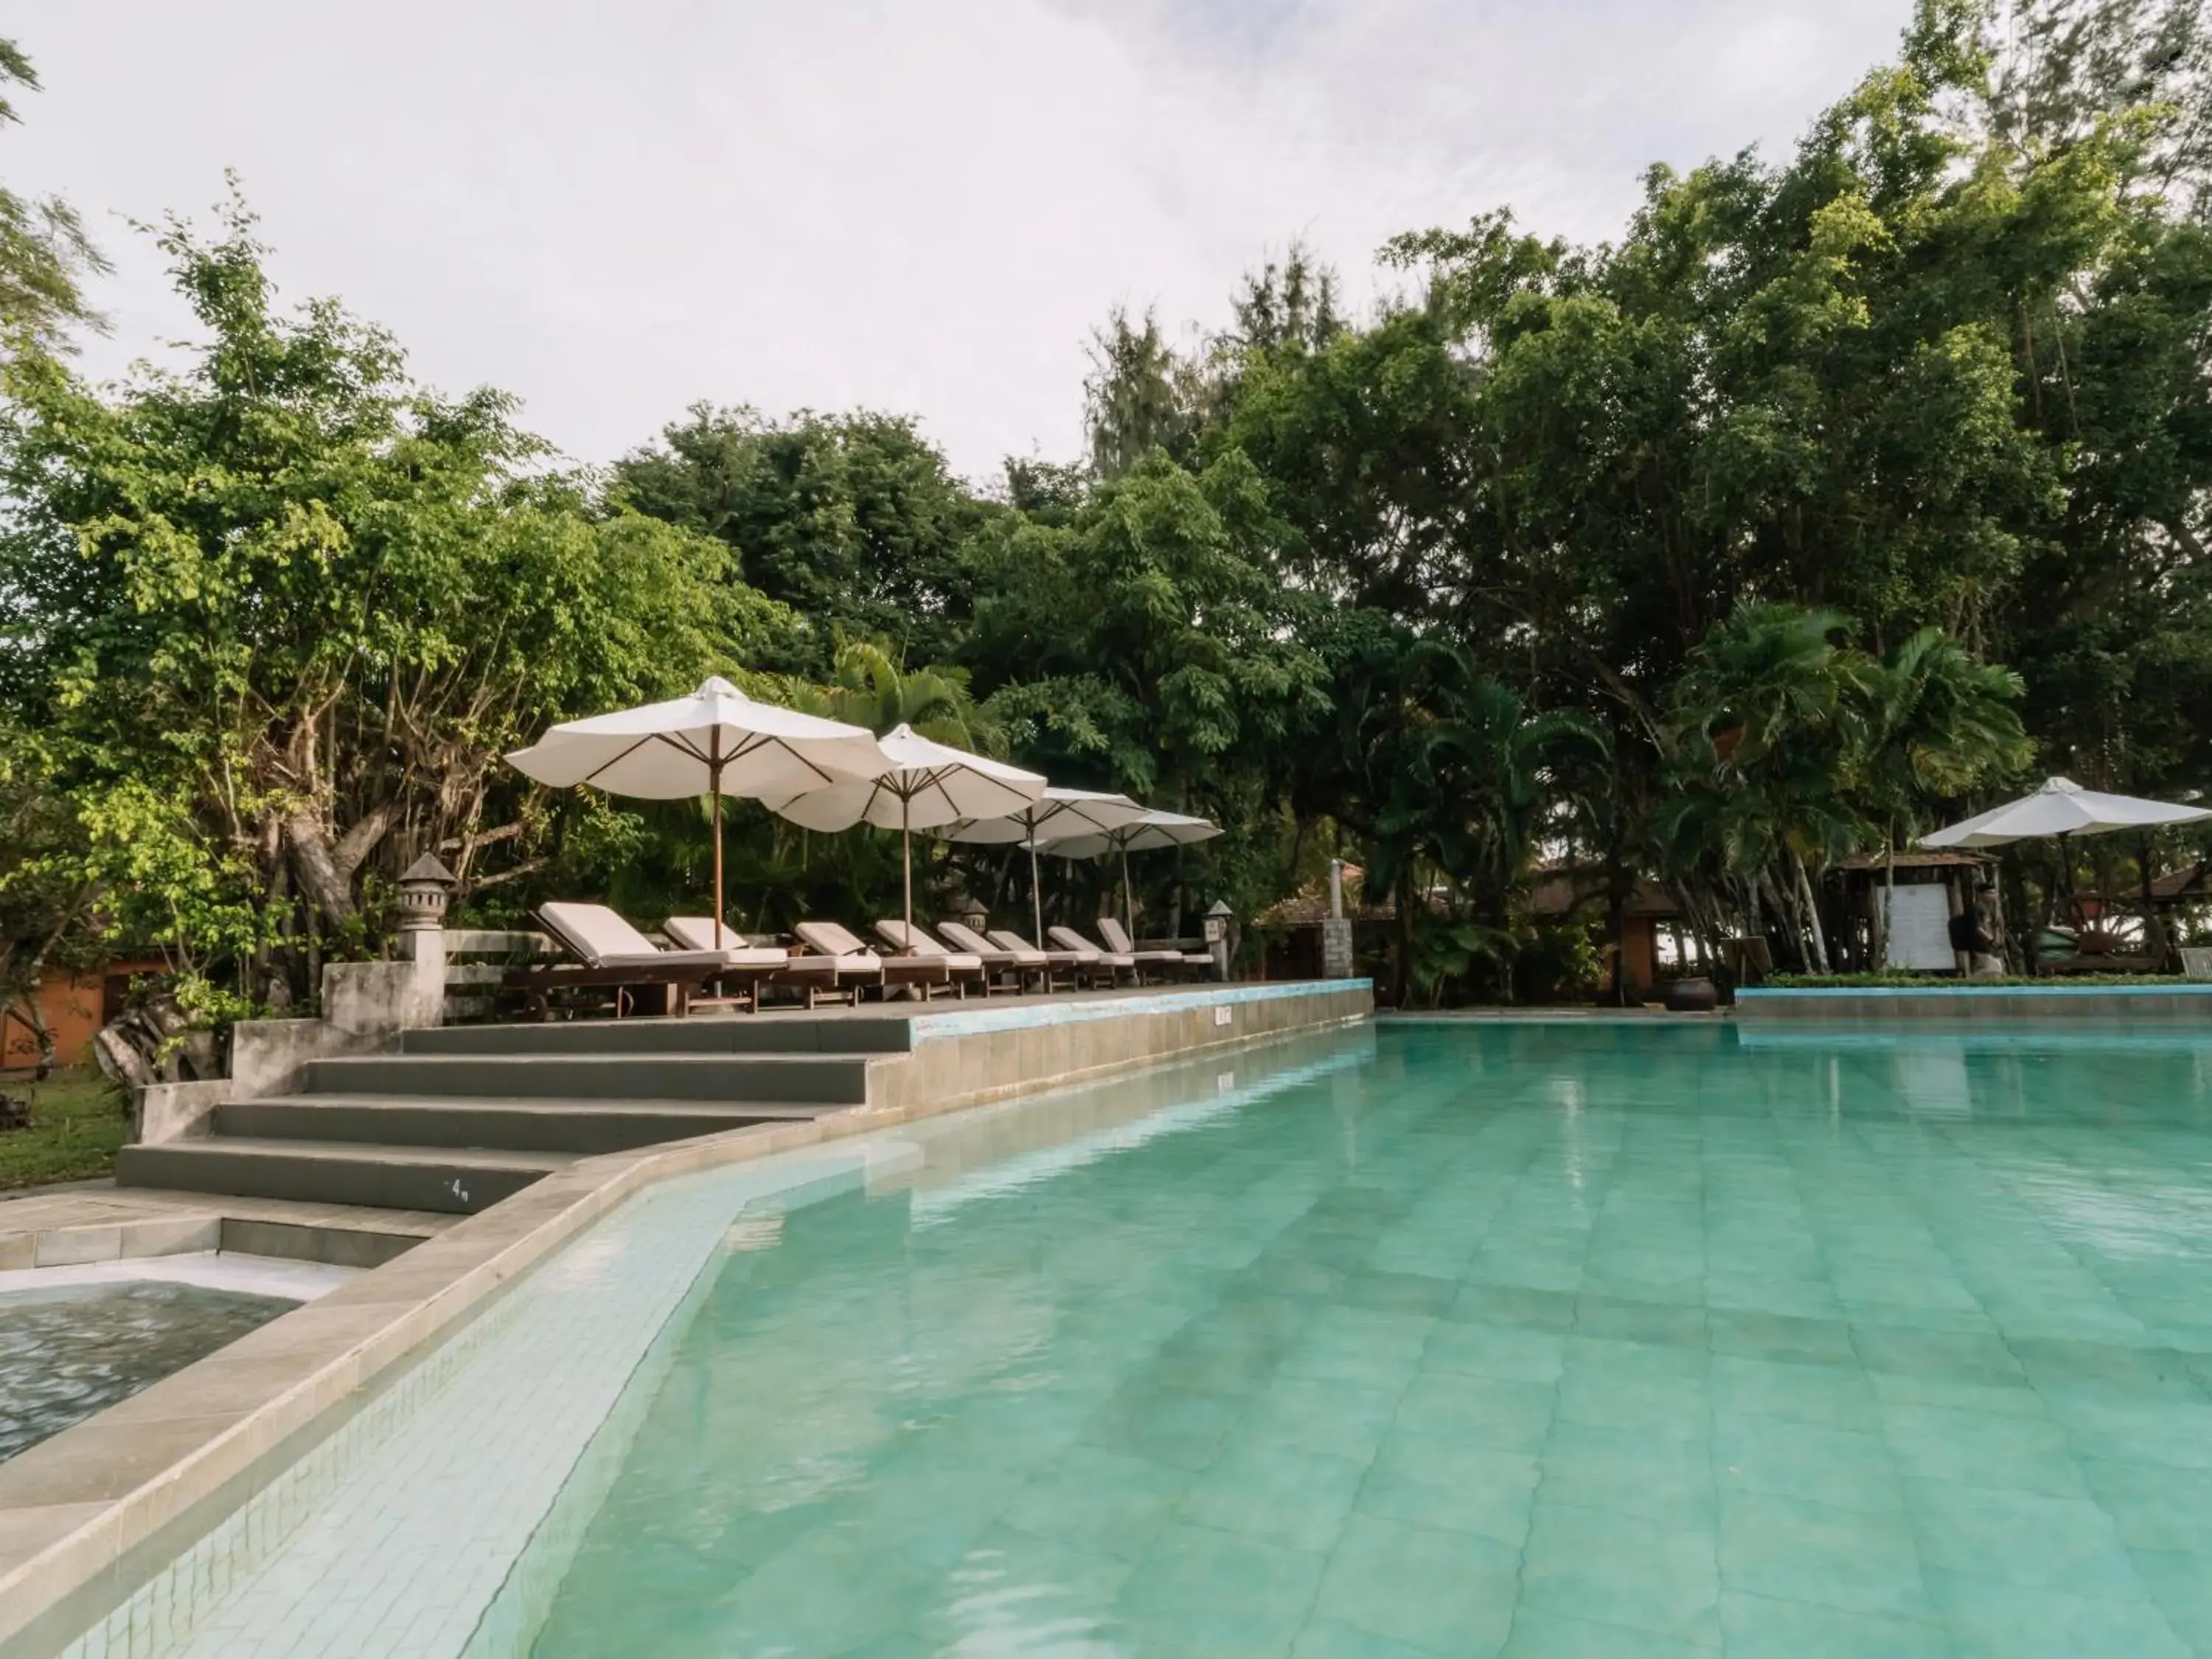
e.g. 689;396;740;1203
1664;603;1874;973
798;638;1002;751
1350;640;1602;1002
1854;627;2030;964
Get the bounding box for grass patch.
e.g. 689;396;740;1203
0;1068;130;1190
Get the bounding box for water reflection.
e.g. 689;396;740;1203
0;1281;296;1461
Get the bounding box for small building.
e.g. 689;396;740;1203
1525;869;1681;998
1835;850;1994;971
1253;871;1395;981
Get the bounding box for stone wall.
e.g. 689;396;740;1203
868;981;1374;1118
132;953;448;1145
1737;985;2212;1024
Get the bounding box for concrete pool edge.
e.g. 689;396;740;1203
1739;982;2212;1022
0;978;1371;1658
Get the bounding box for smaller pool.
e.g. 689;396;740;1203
0;1281;299;1462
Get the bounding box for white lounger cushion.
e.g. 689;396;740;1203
658;917;789;966
1095;918;1189;961
873;921;988;971
1048;926;1135;966
554;907;782;968
990;928;1078;959
792;920;886;961
938;921;1045;964
779;953;881;975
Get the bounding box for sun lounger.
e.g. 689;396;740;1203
512;902;787;1018
938;921;1051;991
664;916;880;1009
1096;917;1212;981
872;921;995;995
1047;925;1138;987
794;921;956;1000
987;927;1101;989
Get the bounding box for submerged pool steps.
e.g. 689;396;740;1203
115;1016;882;1215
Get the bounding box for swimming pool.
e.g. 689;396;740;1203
0;1281;299;1464
75;1020;2212;1657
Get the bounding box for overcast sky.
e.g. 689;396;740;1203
10;0;1910;483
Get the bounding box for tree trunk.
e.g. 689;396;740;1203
1794;851;1832;974
1876;818;1898;971
1391;865;1413;1009
1756;868;1805;972
1604;876;1632;1006
7;881;100;1081
6;994;57;1082
285;804;393;931
2140;832;2168;967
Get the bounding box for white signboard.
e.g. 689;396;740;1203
1880;883;1956;971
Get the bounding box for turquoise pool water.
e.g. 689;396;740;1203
0;1281;297;1464
498;1022;2212;1658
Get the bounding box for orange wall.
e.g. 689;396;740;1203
1619;918;1659;998
2;961;165;1071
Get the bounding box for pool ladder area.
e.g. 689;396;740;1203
113;1015;917;1216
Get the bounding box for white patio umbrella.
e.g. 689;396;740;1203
1046;809;1222;941
759;724;1048;944
939;787;1149;945
1920;776;2212;848
505;675;888;945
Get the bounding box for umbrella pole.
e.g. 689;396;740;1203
1030;839;1043;946
1122;844;1135;942
710;747;725;949
902;801;914;950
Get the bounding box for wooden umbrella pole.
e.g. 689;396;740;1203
901;801;914;949
1122;843;1135;942
1030;835;1044;946
710;741;725;948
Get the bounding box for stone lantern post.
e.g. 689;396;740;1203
1320;859;1354;979
395;852;456;964
1203;899;1236;981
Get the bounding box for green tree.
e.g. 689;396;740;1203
613;405;989;670
0;723;101;1077
1083;307;1202;480
1660;605;1878;973
0;40;106;353
796;638;999;751
0;201;771;1006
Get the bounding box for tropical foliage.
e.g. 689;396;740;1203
5;0;2212;1034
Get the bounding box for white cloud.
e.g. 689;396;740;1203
7;0;1909;482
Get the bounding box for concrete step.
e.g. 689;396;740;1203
117;1139;574;1215
401;1016;914;1057
306;1051;875;1104
213;1095;829;1154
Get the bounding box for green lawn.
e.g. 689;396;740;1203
0;1068;131;1190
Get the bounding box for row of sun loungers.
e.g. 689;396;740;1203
503;903;1212;1018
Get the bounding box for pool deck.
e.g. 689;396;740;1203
0;1189;455;1276
0;977;1371;1658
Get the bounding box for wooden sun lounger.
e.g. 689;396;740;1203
664;917;880;1009
872;920;995;996
1048;925;1140;987
987;928;1098;990
511;903;788;1018
938;921;1051;992
795;921;957;1001
1097;917;1213;982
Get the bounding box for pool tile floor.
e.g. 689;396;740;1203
87;1023;2212;1658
